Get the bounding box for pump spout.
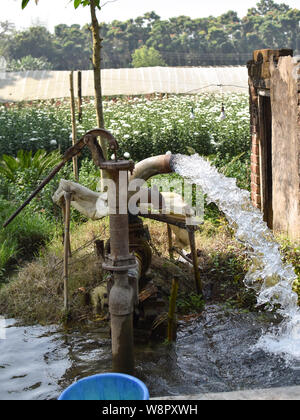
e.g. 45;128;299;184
129;154;174;183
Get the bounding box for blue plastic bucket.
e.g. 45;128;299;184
58;373;149;401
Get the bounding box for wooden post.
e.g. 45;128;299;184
77;70;82;123
167;278;179;342
187;228;202;295
167;224;174;260
69;71;79;181
63;192;72;312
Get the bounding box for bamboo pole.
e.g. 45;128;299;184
187;228;202;295
167;224;174;260
77;71;82;123
167;278;179;342
69;71;79;181
63;192;72;312
90;0;109;190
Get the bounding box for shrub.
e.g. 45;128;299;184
0;198;54;279
7;55;53;71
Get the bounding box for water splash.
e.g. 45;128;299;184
172;154;300;360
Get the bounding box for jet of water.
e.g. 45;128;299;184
172;154;300;361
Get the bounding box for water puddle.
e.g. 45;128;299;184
1;306;300;400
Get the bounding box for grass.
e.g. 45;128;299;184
0;198;55;281
276;234;300;303
0;211;258;325
0;219;109;324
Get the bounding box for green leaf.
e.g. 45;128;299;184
95;0;101;9
74;0;82;9
22;0;30;9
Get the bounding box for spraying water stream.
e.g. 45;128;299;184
172;154;300;361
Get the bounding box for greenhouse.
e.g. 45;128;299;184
0;65;248;102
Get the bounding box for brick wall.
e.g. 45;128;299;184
250;127;261;208
248;49;300;240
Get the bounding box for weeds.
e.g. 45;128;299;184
0;198;54;280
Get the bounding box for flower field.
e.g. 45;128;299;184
0;93;250;162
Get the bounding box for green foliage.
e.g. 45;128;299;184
78;157;101;191
0;198;54;279
211;152;251;191
7;26;58;65
22;0;101;10
278;237;300;301
74;0;101;9
132;46;166;68
7;55;53;71
6;1;299;69
21;0;31;8
53;24;91;70
0;149;61;182
177;292;205;314
0;149;67;223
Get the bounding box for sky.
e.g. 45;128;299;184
2;0;300;32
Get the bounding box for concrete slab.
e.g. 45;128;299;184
153;386;300;400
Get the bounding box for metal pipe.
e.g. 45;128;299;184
63;191;72;312
129;154;173;183
102;162;136;375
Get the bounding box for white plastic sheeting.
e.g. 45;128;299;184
0;66;248;102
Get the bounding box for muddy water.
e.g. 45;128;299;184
1;305;300;400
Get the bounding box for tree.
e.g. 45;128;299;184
6;26;58;63
0;21;15;56
131;45;166;67
254;0;289;16
14;1;300;71
22;0;107;160
54;24;91;70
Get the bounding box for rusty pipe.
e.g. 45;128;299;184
102;161;136;375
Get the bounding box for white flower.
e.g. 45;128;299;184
124;152;130;159
50;140;57;146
